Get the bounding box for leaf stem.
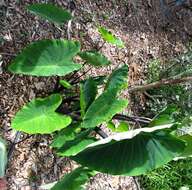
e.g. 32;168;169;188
113;114;151;124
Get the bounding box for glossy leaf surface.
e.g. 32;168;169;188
12;94;71;134
8;39;81;76
81;89;128;128
72;125;185;176
80;78;97;117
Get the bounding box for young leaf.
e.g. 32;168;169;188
116;122;129;132
8;39;81;76
11;94;71;134
81;89;128;129
51;167;96;190
78;51;111;67
107;121;116;132
27;3;72;25
72;125;185;176
51;124;80;148
59;80;72;89
0;137;7;177
80;78;97;117
56;129;96;156
105;64;128;92
107;121;129;132
98;27;125;48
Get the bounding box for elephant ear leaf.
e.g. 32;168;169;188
51;167;97;190
8;39;81;77
27;3;72;25
80;78;97;117
78;51;111;67
81;89;128;129
0;137;7;177
11;94;72;134
72;125;185;176
98;27;125;48
105;64;128;93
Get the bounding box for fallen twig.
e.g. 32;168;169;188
128;76;192;93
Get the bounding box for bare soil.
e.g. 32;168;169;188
0;0;192;189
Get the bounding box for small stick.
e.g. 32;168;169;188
128;76;192;93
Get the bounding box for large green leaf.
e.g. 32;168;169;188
81;89;128;128
72;125;185;176
105;64;128;92
51;167;96;190
11;94;72;134
51;124;80;148
0;137;7;177
56;129;96;156
98;27;125;48
27;3;72;25
80;78;97;117
78;51;111;67
8;39;81;76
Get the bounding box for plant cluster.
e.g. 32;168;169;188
0;3;191;190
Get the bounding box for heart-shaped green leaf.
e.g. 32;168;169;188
27;3;72;25
105;64;128;92
78;51;111;67
0;137;7;177
81;89;128;128
56;129;96;156
11;94;72;134
98;27;125;48
8;39;81;76
72;125;185;176
80;78;97;117
51;167;96;190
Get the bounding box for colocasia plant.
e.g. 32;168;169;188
7;3;192;190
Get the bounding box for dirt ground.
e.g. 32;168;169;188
0;0;192;189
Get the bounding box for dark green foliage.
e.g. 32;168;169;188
139;158;192;190
80;78;97;117
72;126;185;176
